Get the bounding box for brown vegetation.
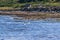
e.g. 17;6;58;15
0;11;60;20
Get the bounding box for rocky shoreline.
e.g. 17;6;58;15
20;5;60;13
0;5;60;20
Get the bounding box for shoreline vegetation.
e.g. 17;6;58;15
0;11;60;20
0;2;60;10
0;0;60;20
0;6;60;20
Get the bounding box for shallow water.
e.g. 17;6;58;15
0;15;60;40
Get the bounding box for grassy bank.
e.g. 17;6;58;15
0;0;60;9
0;2;60;10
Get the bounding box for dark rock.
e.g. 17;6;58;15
20;5;60;13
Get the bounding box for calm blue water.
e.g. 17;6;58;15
0;15;60;40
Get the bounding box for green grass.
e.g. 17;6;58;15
0;7;14;10
18;2;60;8
0;2;60;10
43;2;60;6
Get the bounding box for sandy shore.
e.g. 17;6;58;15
0;11;60;20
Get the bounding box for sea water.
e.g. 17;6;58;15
0;15;60;40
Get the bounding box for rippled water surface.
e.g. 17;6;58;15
0;15;60;40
